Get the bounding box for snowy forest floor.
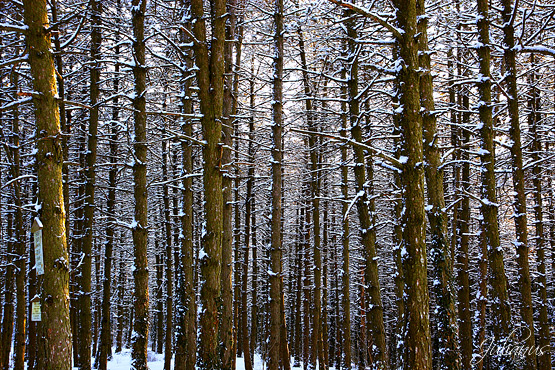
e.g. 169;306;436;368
56;349;322;370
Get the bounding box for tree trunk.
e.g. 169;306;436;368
190;0;226;367
339;38;352;370
298;28;325;370
270;0;285;368
0;211;14;370
475;0;512;355
97;8;121;365
115;252;125;354
321;181;330;370
415;1;459;368
23;0;73;368
155;241;164;353
80;1;102;367
390;1;432;369
343;4;388;367
221;0;238;366
452;32;472;368
528;60;551;370
162;124;174;370
249;65;259;357
9;68;26;370
241;54;255;370
50;6;72;349
130;0;149;368
303;197;311;370
500;2;536;367
175;1;196;368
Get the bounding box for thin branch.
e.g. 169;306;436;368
327;0;402;39
291;128;402;168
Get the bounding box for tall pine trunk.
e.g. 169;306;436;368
297;28;325;370
391;1;432;368
97;5;121;364
415;1;459;368
162;124;174;370
344;4;388;367
528;60;551;370
221;0;238;366
500;2;536;367
174;2;196;366
190;0;226;367
23;0;73;368
475;0;512;355
11;71;26;370
80;1;102;367
130;0;150;368
269;0;286;368
339;39;352;370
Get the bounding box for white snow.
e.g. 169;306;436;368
79;350;314;370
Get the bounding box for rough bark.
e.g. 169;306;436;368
248;61;259;358
23;0;73;368
97;8;121;365
154;240;163;353
270;0;285;368
298;28;325;370
80;1;102;367
500;2;536;367
221;0;238;366
415;1;459;368
190;0;226;367
0;210;14;370
115;252;125;354
452;35;472;369
10;71;26;370
528;62;551;370
174;1;196;368
241;53;255;370
130;0;150;368
339;38;352;370
475;0;512;351
390;1;432;369
343;5;388;368
162;125;173;370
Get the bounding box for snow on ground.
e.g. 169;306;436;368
99;348;311;370
102;348;165;370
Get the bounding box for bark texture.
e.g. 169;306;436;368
130;0;150;368
23;0;73;368
189;0;226;367
391;1;432;368
475;0;512;351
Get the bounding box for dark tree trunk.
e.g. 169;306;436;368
390;1;432;368
344;4;388;367
190;0;226;367
162;125;174;370
11;71;26;370
528;59;551;370
97;8;121;365
79;1;102;366
415;1;459;368
500;2;536;367
339;38;352;370
298;28;325;370
130;0;150;368
221;0;239;367
475;0;512;356
174;1;196;368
